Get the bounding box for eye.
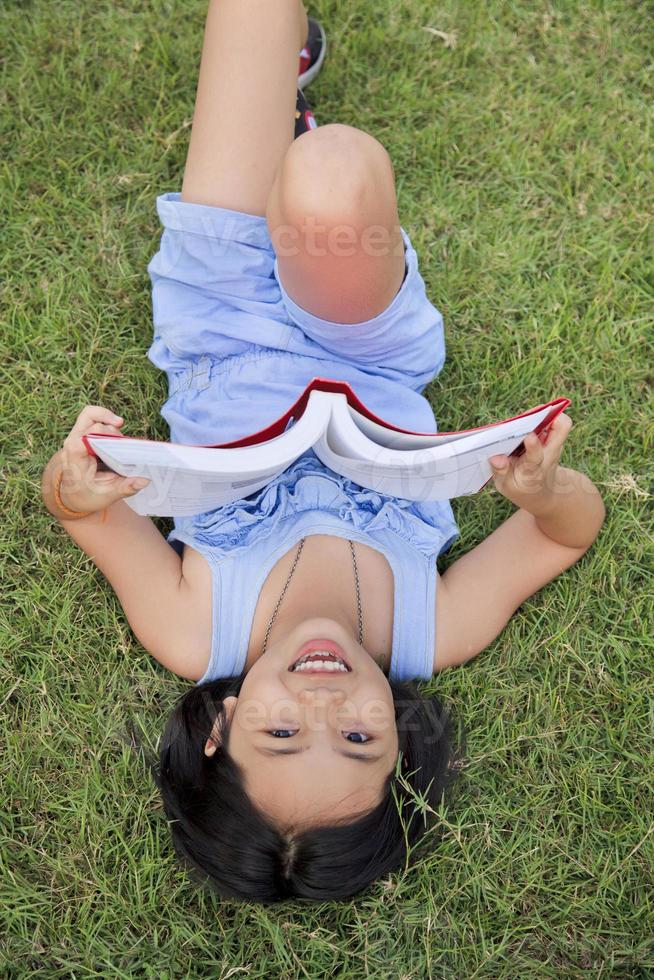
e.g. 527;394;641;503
343;732;372;744
268;729;297;738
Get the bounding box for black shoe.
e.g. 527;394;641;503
297;16;327;89
294;87;318;139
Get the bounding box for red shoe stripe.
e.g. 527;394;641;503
299;49;312;74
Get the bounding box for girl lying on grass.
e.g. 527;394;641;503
41;1;605;903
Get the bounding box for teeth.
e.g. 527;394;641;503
291;650;350;672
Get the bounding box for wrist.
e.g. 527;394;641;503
42;452;94;522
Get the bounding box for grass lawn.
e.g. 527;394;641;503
2;0;652;976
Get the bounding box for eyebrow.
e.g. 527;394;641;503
255;746;384;764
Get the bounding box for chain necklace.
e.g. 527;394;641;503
261;537;363;654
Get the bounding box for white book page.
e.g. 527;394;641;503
125;469;286;517
88;392;330;517
319;397;556;500
330;395;554;465
347;405;465;448
314;430;522;500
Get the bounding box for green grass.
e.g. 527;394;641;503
1;0;653;975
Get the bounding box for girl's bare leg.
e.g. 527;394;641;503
182;0;308;215
266;123;407;324
181;0;405;324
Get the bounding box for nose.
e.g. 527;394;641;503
298;687;346;704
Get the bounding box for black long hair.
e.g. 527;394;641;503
148;676;462;903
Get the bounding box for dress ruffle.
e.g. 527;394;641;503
173;450;459;559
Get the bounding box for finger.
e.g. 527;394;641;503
489;454;510;473
93;470;128;486
71;406;124;437
64;424;120;459
523;432;544;465
545;413;573;451
114;476;150;500
89;475;150;508
84;422;124;438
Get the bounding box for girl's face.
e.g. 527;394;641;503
206;617;399;827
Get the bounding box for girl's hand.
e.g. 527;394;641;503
489;413;574;515
44;405;149;518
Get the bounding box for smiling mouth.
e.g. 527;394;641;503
289;641;352;673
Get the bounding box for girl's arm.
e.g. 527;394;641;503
434;414;605;670
42;406;212;681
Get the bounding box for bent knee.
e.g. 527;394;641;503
290;122;392;168
269;123;397;229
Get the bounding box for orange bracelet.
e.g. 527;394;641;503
53;468;93;520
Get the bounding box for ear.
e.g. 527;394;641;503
204;695;237;757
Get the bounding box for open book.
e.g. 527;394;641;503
84;377;570;517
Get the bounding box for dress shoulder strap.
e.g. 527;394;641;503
368;526;436;683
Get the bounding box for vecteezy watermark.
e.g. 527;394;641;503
269;218;406;259
226;694;396;736
199;689;448;748
151;210;406;272
200;691;435;738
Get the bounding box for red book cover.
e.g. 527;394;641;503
83;375;570;457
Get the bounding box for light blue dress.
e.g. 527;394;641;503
147;193;459;683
